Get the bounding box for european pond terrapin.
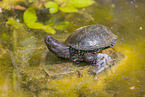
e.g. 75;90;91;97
45;24;118;69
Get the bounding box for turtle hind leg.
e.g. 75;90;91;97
95;53;112;74
84;51;97;65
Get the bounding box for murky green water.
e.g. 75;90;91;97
0;0;145;97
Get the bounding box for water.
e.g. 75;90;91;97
0;0;145;96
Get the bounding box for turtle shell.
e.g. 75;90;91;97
65;24;118;51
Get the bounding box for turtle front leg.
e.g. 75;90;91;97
69;48;84;65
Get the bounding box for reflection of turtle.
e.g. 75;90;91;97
45;24;118;67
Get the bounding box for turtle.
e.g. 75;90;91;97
45;24;118;67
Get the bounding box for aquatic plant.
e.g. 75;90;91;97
1;0;94;34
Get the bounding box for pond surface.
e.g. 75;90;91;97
0;0;145;96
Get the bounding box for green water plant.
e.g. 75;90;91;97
3;0;94;34
23;8;56;34
22;0;94;34
45;0;94;13
23;8;72;34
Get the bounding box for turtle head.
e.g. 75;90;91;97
45;36;70;59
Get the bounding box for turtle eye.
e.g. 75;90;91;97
45;36;50;42
110;44;114;47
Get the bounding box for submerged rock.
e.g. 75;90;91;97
43;48;125;78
